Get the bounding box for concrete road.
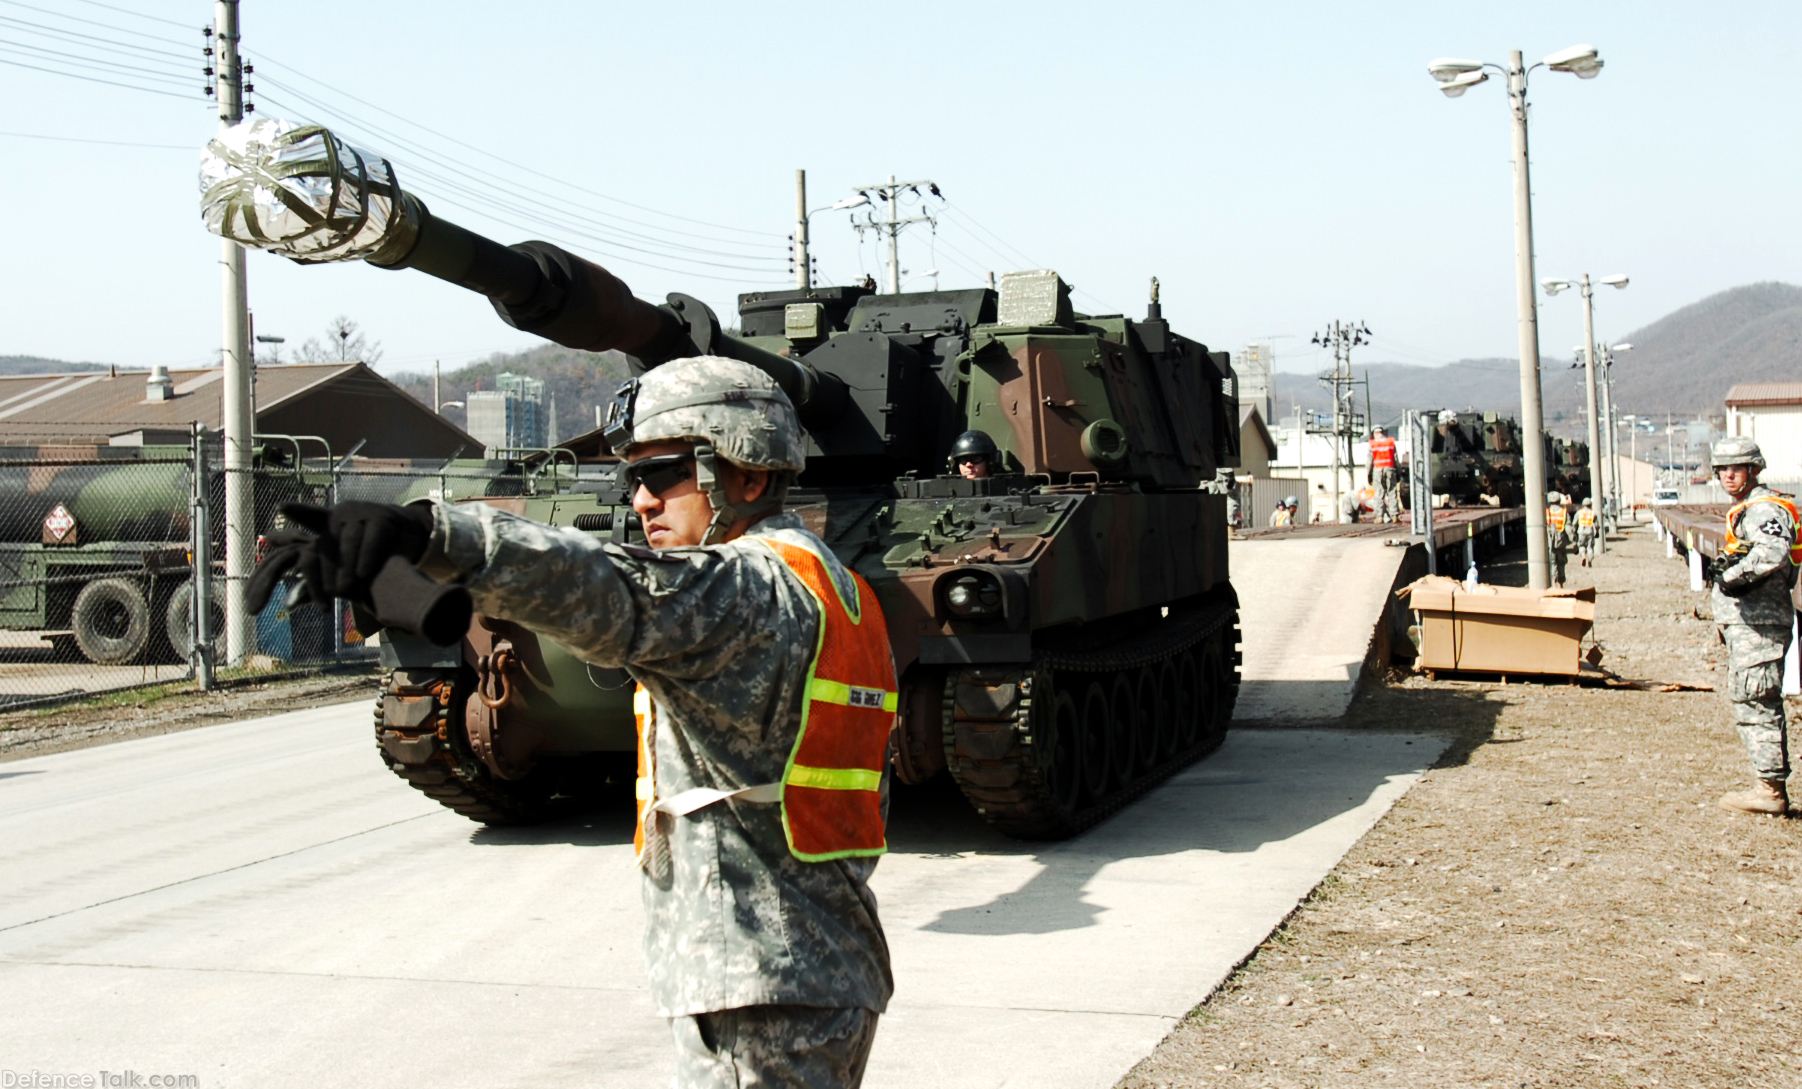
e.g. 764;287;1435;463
0;703;1446;1089
1229;536;1408;722
0;632;189;703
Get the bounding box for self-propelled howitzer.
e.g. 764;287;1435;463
202;119;1241;837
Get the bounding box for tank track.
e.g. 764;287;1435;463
942;597;1241;839
371;666;563;825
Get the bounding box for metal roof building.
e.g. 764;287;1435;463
0;363;475;458
1724;382;1802;482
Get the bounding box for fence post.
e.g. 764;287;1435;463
191;422;215;691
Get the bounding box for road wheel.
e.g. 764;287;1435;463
71;577;151;665
165;578;226;665
1078;678;1112;805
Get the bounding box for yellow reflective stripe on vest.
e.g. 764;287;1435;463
786;764;883;791
808;677;900;713
636;777;654;801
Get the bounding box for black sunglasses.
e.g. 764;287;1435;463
622;453;695;498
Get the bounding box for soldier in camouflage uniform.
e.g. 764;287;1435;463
277;357;895;1086
1707;437;1797;815
1545;491;1573;588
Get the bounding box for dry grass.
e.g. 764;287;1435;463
1122;525;1801;1088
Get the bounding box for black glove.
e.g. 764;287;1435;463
1710;550;1752;596
280;501;434;599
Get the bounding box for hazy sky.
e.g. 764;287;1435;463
2;1;1796;380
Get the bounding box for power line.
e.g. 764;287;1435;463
0;11;195;62
0;37;199;87
0;52;197;98
256;90;786;282
253;75;785;265
251;54;785;244
66;0;193;31
0;0;194;48
0;127;189;149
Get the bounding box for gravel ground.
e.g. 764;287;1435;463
0;668;378;761
1122;523;1800;1089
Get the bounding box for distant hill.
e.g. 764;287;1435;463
1269;282;1802;435
0;355;114;375
386;344;635;443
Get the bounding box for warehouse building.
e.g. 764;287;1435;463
0;362;474;458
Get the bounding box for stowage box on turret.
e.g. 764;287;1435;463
201;119;1241;837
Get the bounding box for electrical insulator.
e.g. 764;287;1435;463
244;63;254;73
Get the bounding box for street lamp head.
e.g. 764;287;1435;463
1432;68;1490;98
1600;274;1629;288
1544;44;1604;79
831;194;869;211
1611;343;1634;352
1427;57;1486;82
1541;278;1571;296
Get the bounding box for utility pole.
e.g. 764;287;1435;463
213;0;254;665
850;175;941;293
793;169;810;289
433;360;441;415
1309;320;1372;523
1576;274;1607;553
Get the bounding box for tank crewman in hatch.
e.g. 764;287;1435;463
947;429;1000;479
257;357;897;1087
1368;425;1399;523
1707;437;1797;816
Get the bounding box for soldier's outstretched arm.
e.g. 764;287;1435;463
417;502;771;672
1722;505;1795;591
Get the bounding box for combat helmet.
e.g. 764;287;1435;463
947;429;1001;475
602;356;805;544
1710;436;1766;470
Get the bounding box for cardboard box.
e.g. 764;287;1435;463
1400;575;1597;677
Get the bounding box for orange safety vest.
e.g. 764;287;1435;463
634;537;897;864
1576;507;1597;529
1546;505;1567;533
1370;435;1397;470
1725;493;1802;565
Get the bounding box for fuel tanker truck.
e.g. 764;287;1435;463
0;437;574;667
201;118;1241;839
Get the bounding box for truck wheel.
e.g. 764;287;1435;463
71;578;152;665
165;579;226;665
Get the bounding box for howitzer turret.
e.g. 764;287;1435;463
203;118;1241;838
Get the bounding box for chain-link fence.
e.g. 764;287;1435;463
0;446;200;707
0;431;579;709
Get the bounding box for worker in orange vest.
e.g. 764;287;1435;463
261;357;897;1086
1545;490;1572;587
1708;437;1798;816
1368;425;1400;522
1574;497;1599;566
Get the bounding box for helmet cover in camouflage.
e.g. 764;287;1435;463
610;356;805;471
1711;436;1766;470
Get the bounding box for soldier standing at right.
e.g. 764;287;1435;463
1545;491;1572;588
1708;437;1798;816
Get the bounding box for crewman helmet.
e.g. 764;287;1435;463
1546;490;1562;505
1582;497;1593;507
1710;436;1766;470
946;429;1001;474
1284;495;1299;507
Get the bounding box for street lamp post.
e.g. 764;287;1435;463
1428;44;1605;590
1542;273;1628;548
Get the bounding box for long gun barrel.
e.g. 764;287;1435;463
199;119;844;426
